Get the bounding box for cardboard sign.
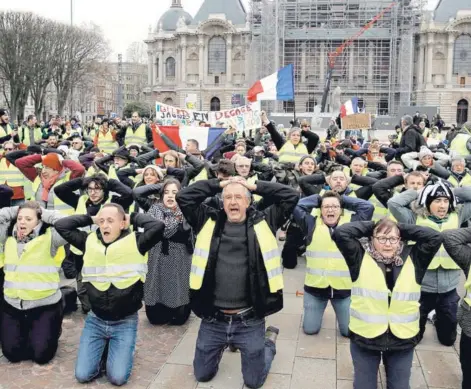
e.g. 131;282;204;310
341;113;372;130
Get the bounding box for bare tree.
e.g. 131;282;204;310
0;12;37;121
126;41;147;64
52;23;108;116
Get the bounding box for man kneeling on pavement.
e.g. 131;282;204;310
176;176;298;389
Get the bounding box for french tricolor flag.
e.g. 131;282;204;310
340;97;359;118
247;64;295;103
153;126;225;155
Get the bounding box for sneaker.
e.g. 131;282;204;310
265;326;279;344
427;310;437;325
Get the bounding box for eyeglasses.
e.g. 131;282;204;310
321;205;341;210
3;148;13;151
87;187;103;193
374;236;400;245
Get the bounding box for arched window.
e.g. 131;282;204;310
210;97;220;111
164;97;174;105
208;37;226;74
166;57;175;78
457;99;469;125
453;34;471;75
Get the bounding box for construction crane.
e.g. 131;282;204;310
320;1;398;113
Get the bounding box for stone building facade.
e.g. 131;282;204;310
144;0;251;111
414;0;471;125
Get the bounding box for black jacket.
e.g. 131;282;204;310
298;173;375;199
266;122;319;154
396;125;426;157
372;175;405;208
54;213;164;321
176;179;298;319
333;221;442;351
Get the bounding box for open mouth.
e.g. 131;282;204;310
103;231;110;237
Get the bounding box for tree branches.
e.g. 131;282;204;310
0;11;109;120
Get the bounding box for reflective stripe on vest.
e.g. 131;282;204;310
278;142;308;163
3;228;61;300
32;172;74;215
305;216;352;290
416;213;460;270
0;158;25;187
82;232;148;291
190;219;283;293
349;253;421;339
125;124;146;146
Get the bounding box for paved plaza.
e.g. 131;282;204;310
0;257;463;389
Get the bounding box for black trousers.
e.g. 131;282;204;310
0;299;63;364
145;303;191;326
419;289;459;346
281;224;305;270
461;332;471;389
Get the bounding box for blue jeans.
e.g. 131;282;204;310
75;311;138;386
350;342;414;389
193;316;276;389
303;292;350;336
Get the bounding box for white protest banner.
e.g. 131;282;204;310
155;101;262;131
209;102;261;132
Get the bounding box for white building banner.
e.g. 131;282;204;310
155;101;261;131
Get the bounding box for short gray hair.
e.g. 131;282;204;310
401;115;413;127
452;157;466;165
222;182;251;199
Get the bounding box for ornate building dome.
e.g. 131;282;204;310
157;0;193;31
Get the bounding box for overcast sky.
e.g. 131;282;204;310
0;0;440;57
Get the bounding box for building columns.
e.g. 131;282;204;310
301;43;307;85
147;52;153;86
181;37;187;83
426;33;434;87
349;47;355;83
198;36;204;82
446;34;455;87
319;43;325;82
226;34;233;83
417;39;425;88
159;51;164;84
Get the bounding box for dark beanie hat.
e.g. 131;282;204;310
112;148;130;161
0;108;6;116
418;181;456;213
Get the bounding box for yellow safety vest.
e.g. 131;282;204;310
369;195;391;222
0;124;12;137
108;165;118;180
305;216;351;290
278;142;308;164
190;219;283;293
32;172;74;215
86;166;103;178
349;253;421;339
0;157;24;188
190;168;208;185
70;195;111;255
3;228;61;301
344;167;368;191
247;174;261;202
448;173;471;188
97;130;118;155
450;133;470;157
416;213;460;270
82;231;148;291
21;126;42;146
464;269;471;307
0;243;4;269
125;124;147;147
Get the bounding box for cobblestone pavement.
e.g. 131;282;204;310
0;258;464;389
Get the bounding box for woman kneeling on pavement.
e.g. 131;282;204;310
0;201;68;364
333;218;442;389
55;203;164;386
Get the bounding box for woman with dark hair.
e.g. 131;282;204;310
142;178;193;325
0;201;68;364
333;218;442;389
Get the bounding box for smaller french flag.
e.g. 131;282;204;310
247;64;295;103
340;97;359;118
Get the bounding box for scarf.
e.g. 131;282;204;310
40;170;61;202
148;202;183;255
361;238;404;266
13;222;43;244
428;214;449;225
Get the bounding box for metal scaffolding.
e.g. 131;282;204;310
249;0;425;116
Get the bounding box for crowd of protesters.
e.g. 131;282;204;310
0;106;471;389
